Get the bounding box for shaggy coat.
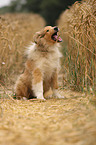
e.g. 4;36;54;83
15;26;63;100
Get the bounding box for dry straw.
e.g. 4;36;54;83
58;0;96;94
0;13;45;86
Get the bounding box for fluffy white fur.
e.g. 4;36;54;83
26;43;62;79
32;81;44;99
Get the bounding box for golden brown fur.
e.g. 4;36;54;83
15;26;63;100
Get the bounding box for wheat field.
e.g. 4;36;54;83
58;0;96;95
0;13;45;86
0;1;96;144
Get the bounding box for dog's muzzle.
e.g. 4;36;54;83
51;26;62;42
54;26;59;32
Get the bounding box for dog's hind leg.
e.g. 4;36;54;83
14;74;31;99
43;79;53;99
15;80;28;99
51;70;64;99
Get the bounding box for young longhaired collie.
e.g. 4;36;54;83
15;26;64;100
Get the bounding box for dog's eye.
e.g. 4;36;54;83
46;30;49;32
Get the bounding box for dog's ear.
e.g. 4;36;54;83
33;30;45;44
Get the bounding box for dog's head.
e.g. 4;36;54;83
33;26;62;47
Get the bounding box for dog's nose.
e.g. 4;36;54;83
54;26;59;32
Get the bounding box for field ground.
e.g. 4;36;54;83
0;89;96;145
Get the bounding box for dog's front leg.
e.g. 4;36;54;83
32;68;45;100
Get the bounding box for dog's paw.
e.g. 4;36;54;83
37;95;46;100
44;89;53;99
55;93;65;99
53;89;65;99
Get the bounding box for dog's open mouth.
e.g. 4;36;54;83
51;32;62;42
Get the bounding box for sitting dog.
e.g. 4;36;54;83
14;26;63;100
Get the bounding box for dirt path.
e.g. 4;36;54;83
0;90;96;145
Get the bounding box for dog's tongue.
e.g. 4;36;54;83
58;36;62;42
53;35;58;40
53;35;62;42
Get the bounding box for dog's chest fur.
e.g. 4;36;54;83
36;52;59;78
26;43;62;79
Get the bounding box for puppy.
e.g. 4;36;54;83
14;26;63;100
